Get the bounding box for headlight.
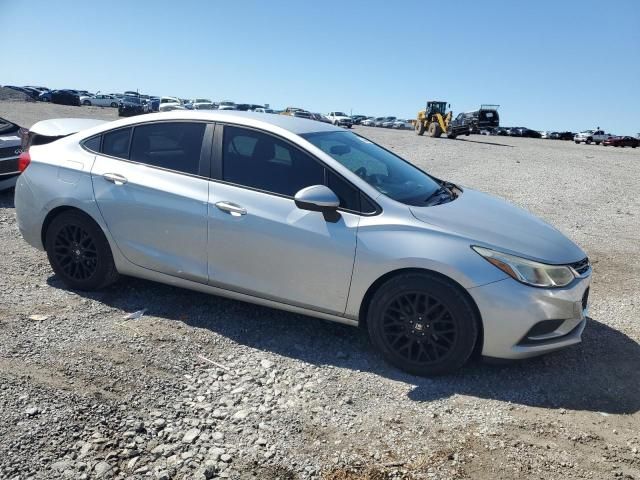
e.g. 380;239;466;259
472;246;575;288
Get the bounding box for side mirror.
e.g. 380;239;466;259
294;185;340;213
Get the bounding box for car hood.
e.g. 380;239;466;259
409;188;586;264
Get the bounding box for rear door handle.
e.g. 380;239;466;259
215;201;247;216
103;173;128;185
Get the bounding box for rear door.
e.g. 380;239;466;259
90;121;213;283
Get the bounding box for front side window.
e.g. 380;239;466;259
130;122;205;175
302;131;441;206
223;126;324;197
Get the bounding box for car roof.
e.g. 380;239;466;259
90;110;344;135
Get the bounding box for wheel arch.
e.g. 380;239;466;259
41;205;101;247
357;267;484;356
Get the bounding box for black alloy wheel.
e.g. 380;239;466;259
45;211;119;290
367;273;478;375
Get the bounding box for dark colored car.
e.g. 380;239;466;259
603;136;638;148
0;116;27;190
558;131;575;141
51;89;81;106
447;105;500;138
38;91;52;102
292;110;313;119
118;96;147;117
515;128;542;138
351;115;367;125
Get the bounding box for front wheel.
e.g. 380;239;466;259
83;100;91;106
415;121;425;136
366;273;479;376
45;211;119;290
575;140;580;144
428;122;442;138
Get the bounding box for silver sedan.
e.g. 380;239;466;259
14;111;591;375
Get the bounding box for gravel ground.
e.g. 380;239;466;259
0;102;639;480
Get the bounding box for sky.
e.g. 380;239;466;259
1;0;639;134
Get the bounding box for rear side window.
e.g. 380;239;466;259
102;128;131;159
82;135;101;153
129;122;205;175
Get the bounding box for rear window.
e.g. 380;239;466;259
82;135;101;153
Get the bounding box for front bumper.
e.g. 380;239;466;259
468;274;591;359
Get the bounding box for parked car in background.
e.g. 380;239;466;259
14;111;592;376
292;110;313;120
218;101;236;111
0;116;26;191
574;129;611;145
326;112;353;128
558;132;575;141
118;96;148;117
373;117;387;127
185;99;215;110
254;107;275;114
513;127;542;138
311;113;331;123
148;97;160;112
603;136;638;148
351;115;367;125
80;94;119;107
159;97;184;112
38;91;53;102
391;119;410;130
51;90;81;106
361;117;376;126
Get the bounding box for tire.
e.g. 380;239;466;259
447;132;457;139
428;122;442;138
586;138;592;144
83;100;91;106
595;141;601;145
415;121;425;136
44;210;119;291
366;273;479;376
575;140;580;144
111;102;118;108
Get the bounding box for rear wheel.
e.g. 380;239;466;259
110;102;118;107
45;211;118;290
586;138;592;144
83;100;91;106
367;273;479;376
575;140;580;144
428;123;442;138
415;121;425;136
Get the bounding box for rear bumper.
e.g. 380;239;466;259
14;174;45;250
468;275;591;359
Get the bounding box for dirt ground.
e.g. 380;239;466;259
0;101;638;480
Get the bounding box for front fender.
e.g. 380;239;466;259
345;221;508;319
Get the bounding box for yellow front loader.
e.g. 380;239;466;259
415;101;452;138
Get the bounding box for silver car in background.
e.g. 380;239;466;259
14;111;591;375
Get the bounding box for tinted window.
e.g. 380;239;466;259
223;126;324;197
83;135;101;152
130;122;205;175
102;128;131;159
327;170;360;212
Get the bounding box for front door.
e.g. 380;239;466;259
207;125;359;315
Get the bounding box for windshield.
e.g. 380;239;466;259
302;131;442;205
334;112;347;116
123;96;140;104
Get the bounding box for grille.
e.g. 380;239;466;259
582;287;590;310
0;158;19;175
569;257;590;275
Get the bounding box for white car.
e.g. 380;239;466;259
392;119;410;130
326;112;353;128
159;97;185;112
187;99;215;110
80;94;119;108
574;129;611;145
361;117;376;126
253;107;275;114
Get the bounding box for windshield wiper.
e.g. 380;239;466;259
425;184;454;206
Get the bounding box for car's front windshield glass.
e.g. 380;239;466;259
124;96;140;104
302;131;442;206
334;112;347;116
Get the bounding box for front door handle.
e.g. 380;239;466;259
215;201;247;216
103;173;128;185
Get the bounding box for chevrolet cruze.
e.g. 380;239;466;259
14;111;591;375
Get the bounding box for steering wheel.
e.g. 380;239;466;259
354;167;367;179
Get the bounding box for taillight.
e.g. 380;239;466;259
18;151;31;172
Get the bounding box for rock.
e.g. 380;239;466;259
52;460;73;471
211;431;224;442
220;453;232;462
94;461;113;478
25;407;40;416
155;470;170;480
233;409;250;420
261;359;274;369
209;447;225;461
182;428;201;444
153;418;166;429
